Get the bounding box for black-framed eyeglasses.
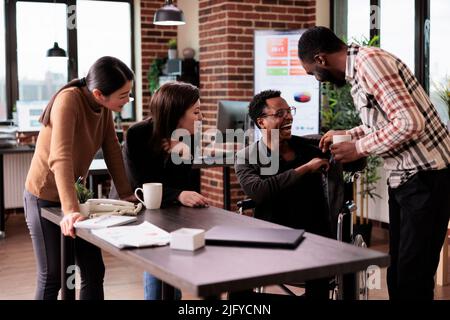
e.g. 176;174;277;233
260;106;296;119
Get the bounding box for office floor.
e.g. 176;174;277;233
1;212;449;300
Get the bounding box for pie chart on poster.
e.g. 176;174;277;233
293;92;311;103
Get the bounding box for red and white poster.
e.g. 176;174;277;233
254;30;320;136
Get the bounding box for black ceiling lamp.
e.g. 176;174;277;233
46;42;67;57
47;0;67;58
154;0;186;26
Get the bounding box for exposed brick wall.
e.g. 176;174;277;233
140;0;177;118
198;0;316;210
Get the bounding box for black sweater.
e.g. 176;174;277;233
110;119;197;207
235;136;332;236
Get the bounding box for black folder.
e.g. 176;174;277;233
205;226;305;249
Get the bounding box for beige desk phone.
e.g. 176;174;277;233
80;198;143;218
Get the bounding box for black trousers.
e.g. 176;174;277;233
24;190;105;300
387;167;450;300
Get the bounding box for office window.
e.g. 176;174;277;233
0;1;7;120
380;0;415;72
77;0;133;120
430;0;450;123
347;0;370;43
16;1;68;104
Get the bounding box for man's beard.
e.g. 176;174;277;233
316;66;347;87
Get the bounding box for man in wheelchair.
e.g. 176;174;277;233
234;90;364;299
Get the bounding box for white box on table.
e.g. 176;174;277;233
170;228;205;251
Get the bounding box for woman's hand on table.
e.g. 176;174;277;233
178;191;209;208
60;212;85;238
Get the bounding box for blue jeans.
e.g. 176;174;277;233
143;272;181;300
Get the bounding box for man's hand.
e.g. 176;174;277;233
296;158;330;176
319;130;348;153
305;157;330;173
60;212;85;238
178;191;209;208
330;141;364;163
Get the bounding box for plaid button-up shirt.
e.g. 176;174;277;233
345;44;450;188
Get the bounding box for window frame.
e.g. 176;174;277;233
3;0;135;121
331;0;430;93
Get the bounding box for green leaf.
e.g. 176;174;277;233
147;58;165;95
75;179;93;204
168;38;177;49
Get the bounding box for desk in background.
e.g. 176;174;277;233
0;154;108;239
87;159;109;198
42;205;390;300
0;146;35;239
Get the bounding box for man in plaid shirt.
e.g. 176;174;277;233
298;26;450;300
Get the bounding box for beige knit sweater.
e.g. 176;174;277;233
25;87;132;214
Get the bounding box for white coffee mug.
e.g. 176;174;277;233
134;183;163;209
332;134;352;144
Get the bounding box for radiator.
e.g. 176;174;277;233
3;153;33;209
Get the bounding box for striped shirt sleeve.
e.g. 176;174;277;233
346;124;369;140
354;52;426;156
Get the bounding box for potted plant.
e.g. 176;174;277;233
147;58;165;94
75;177;93;217
434;77;450;130
167;38;178;60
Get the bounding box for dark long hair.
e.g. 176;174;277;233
40;56;134;126
149;81;200;153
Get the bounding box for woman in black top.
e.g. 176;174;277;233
111;81;208;299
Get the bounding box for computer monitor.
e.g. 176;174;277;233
216;100;260;148
17;100;45;132
216;100;251;133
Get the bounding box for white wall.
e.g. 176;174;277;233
316;0;330;27
177;0;199;60
355;167;390;224
368;168;390;223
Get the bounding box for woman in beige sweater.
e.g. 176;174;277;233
24;56;135;300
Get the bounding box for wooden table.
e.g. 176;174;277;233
42;206;390;299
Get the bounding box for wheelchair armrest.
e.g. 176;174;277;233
237;199;256;210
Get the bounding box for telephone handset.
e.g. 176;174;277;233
87;198;135;207
80;198;143;218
